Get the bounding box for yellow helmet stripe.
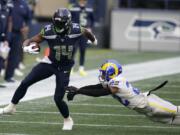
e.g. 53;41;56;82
101;63;119;79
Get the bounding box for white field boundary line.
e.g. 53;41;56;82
0;120;179;129
0;134;31;135
15;111;143;117
18;103;124;108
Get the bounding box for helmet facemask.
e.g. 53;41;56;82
98;70;109;87
53;8;72;35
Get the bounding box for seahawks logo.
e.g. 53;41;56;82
126;18;180;41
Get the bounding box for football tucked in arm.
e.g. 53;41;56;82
23;42;40;54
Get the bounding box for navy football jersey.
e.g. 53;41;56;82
70;5;94;28
40;23;83;68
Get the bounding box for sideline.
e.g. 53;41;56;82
1;57;180;106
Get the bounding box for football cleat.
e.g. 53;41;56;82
0;69;5;77
79;69;87;76
70;68;75;75
19;63;26;70
62;116;74;130
15;68;24;76
0;103;16;115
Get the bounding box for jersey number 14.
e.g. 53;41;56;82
54;45;73;61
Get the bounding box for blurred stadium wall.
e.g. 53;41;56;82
111;9;180;52
34;0;68;17
32;0;180;51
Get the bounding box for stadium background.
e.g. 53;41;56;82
0;0;180;135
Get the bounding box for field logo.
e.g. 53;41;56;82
126;17;180;41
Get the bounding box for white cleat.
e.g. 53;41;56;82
15;69;24;76
19;63;26;70
0;103;16;115
62;116;74;130
0;69;5;77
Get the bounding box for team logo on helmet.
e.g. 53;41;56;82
99;59;122;83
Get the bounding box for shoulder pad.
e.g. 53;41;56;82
40;24;57;39
69;23;82;37
108;76;126;88
86;7;94;12
69;7;80;12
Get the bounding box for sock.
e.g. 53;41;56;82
79;66;84;71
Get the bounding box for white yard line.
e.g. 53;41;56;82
0;120;179;129
1;57;180;106
16;110;142;117
20;102;123;108
69;103;122;108
0;133;30;135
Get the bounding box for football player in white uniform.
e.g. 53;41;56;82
66;59;180;125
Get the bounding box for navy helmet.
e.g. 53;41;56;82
52;8;72;35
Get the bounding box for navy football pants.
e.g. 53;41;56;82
0;56;4;72
11;63;71;118
5;32;22;80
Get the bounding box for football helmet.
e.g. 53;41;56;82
99;59;122;84
52;8;72;35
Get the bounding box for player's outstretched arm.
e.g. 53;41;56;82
66;84;112;101
23;33;44;46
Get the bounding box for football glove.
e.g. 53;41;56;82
0;41;10;59
23;43;40;54
65;86;78;101
87;38;98;46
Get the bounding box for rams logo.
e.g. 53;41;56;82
126;18;180;41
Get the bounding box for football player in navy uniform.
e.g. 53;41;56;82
66;59;180;125
70;0;94;76
5;0;31;82
0;0;13;87
0;8;97;130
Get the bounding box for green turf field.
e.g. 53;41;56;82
0;74;180;135
22;48;180;75
0;49;180;135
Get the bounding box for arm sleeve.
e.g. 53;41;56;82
77;83;112;97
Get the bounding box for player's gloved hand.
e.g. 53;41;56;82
65;86;78;101
23;43;39;55
0;41;10;59
87;38;98;46
92;38;98;46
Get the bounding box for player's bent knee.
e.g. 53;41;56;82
20;80;31;88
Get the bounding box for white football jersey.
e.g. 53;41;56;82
108;75;147;109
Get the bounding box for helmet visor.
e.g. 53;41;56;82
54;19;66;30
